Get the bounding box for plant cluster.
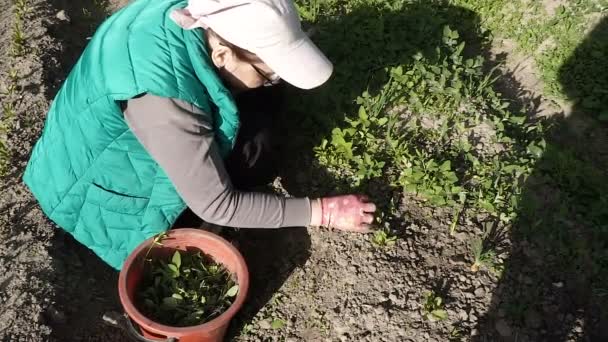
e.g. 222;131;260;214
315;26;547;230
137;250;238;327
422;290;448;322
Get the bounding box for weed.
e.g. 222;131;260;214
422;290;448;322
372;229;397;247
240;323;254;336
137;250;238;327
2;103;16;119
469;223;501;273
13;0;31;17
449;326;464;340
143;231;168;261
296;0;321;23
314;25;547;228
470;237;495;272
10;18;26;57
270;318;286;329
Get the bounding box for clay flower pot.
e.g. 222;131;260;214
118;229;249;342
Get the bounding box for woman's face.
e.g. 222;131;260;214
209;40;280;92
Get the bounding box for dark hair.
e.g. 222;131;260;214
205;29;260;63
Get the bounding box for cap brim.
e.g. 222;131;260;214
255;35;333;90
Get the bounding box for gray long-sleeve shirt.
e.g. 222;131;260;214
123;94;311;228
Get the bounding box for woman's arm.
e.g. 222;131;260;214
123;94;311;228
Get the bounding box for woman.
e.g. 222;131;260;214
23;0;376;270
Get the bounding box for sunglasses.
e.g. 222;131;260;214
250;63;281;87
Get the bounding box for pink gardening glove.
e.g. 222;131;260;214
310;195;377;233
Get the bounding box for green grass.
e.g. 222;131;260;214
450;0;608;120
0;1;31;176
311;22;546;228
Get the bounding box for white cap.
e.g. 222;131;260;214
171;0;333;89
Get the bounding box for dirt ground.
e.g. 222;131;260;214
0;0;606;341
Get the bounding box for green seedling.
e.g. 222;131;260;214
470;221;502;272
372;229;397;247
314;24;547;234
470;237;496;273
371;211;397;247
143;232;168;261
2;103;16;119
14;0;32;16
137;249;238;327
449;326;464;340
270;318;286;329
4;68;19;96
10;18;26;57
240;323;254;336
422;291;448;322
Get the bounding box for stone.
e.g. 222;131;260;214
56;10;71;22
333;322;349;336
258;320;271;329
474;287;486;297
374;306;386;315
364;318;375;331
458;309;468;321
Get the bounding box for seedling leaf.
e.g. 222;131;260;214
431;309;448;321
271;319;285;329
172;251;181;269
225;285;239;297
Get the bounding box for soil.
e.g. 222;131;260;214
0;0;606;342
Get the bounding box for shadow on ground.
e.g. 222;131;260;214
475;17;608;342
36;1;131;341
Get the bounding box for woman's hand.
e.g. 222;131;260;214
310;195;377;233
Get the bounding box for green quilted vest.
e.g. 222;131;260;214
23;0;240;270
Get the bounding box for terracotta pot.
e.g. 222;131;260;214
118;228;249;342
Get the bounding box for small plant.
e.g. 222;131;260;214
143;232;168;261
470;237;496;273
314;25;547;230
10;18;26;57
422;291;448;322
372;229;397;247
295;0;321;23
270;318;286;329
14;0;31;17
240;323;254;336
470;221;502;272
449;326;464;340
137;249;238;327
